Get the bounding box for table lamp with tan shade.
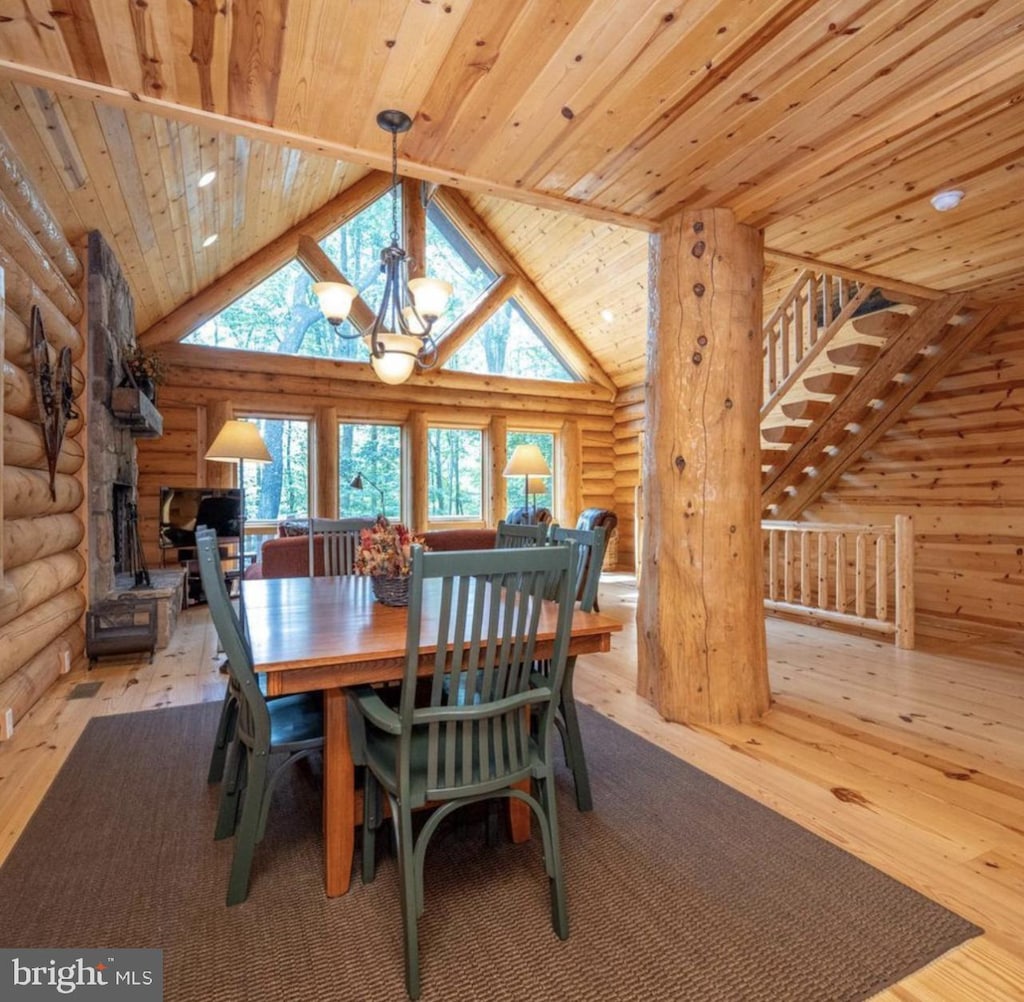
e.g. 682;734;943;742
204;419;272;615
503;444;551;524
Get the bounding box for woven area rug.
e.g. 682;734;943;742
0;702;979;1001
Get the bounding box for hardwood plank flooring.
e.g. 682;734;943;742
1;576;1022;1000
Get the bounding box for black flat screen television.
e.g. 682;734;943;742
159;486;241;549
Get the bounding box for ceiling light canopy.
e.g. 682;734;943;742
198;169;217;188
202;233;218;247
313;109;452;385
930;189;964;212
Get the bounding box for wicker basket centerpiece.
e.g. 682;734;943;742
370;575;410;607
354;515;427;606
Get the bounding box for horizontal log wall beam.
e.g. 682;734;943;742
0;589;85;686
0;125;82;285
159;343;615;416
0;626;83;741
0;248;83;361
0;187;81;322
2;467;83;519
3;513;85;571
0;552;86;628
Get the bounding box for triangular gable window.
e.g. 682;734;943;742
426;202;578;381
183;192;399;361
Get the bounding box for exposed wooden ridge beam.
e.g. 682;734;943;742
774;302;1013;519
0;59;655;234
140;172;391;346
765;293;970;517
433;275;520;369
295;235;374;332
434;188;617;396
157;342;615;413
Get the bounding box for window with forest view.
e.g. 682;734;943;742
184;191;579;384
339;423;402;519
506;430;555;512
428;427;483;520
240;417;309;522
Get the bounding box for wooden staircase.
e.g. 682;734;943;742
760;268;1010;519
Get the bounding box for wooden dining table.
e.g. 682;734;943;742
243;573;622;897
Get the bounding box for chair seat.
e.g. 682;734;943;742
267;692;324;749
363;724;539;806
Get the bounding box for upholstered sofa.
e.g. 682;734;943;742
250;526;498;579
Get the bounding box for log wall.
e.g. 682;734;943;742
0;146;86;737
612;383;644;572
137;350;616;570
803;316;1024;634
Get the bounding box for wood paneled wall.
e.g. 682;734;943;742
613;383;644;573
805;317;1024;633
0;148;86;737
137;351;616;569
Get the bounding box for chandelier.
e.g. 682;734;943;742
313;109;452;385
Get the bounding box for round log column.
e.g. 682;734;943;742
637;208;770;725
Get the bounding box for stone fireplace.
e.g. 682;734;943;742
85;231;184;648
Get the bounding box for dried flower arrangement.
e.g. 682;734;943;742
123;344;166;386
355;515;428;578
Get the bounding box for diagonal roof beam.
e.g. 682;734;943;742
140;172;391;347
433;188;617;395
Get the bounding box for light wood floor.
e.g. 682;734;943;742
2;575;1022;1000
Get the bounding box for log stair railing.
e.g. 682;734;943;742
762;516;915;649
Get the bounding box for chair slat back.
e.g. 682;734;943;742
196;530;270;748
307;517;374;576
495;519;548;548
400;543;575;801
548;524;607;612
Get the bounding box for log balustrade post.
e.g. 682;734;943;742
636;208;770;725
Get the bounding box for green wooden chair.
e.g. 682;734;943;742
308;516;374;576
195;530;325;906
535;523;607;812
349;542;577;1000
495;518;549;548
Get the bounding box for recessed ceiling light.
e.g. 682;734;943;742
198;170;217;188
600;308;615;324
930;189;964;212
202;233;218;247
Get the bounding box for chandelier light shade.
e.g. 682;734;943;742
503;444;551;512
312;281;358;325
362;333;420;385
313;109;452;384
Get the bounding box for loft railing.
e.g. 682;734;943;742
762;515;914;649
762;270;875;417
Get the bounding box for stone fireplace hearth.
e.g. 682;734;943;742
86;231;184;649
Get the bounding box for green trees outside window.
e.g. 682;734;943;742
339;423;402;518
241;417;309;522
428;427;483;519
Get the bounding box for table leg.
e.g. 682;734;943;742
510;779;531;841
323;687;354;896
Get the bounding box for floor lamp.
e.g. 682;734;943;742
204;419;272;626
503;444;551;524
526;475;548;522
351;472;387;516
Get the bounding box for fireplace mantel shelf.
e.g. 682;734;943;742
110;387;163;438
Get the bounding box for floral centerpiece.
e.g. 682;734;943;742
354;515;429;605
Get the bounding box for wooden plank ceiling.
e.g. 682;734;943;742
0;0;1021;391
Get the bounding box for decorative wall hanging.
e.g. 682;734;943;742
30;304;78;500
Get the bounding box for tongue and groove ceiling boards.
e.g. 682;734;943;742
0;0;1020;390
